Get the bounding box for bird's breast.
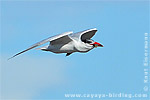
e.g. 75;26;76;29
74;42;94;52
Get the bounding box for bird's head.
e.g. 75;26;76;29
84;39;103;48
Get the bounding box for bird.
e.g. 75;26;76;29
8;28;103;60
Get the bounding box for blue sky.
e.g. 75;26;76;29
0;0;149;100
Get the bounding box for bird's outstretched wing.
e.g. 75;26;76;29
69;28;97;42
8;31;73;60
50;35;73;45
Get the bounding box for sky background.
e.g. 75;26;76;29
0;0;149;100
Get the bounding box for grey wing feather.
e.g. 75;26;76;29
69;28;97;41
50;35;73;45
8;31;73;60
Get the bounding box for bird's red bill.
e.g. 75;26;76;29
92;42;103;47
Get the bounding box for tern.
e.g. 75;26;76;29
8;28;103;60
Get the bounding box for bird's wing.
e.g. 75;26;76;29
69;28;97;42
50;35;73;45
8;31;73;60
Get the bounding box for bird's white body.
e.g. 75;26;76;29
41;40;94;53
41;42;75;53
9;28;103;59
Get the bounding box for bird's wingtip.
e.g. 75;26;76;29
7;57;12;61
7;56;14;61
87;28;97;32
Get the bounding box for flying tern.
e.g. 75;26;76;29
8;28;103;60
